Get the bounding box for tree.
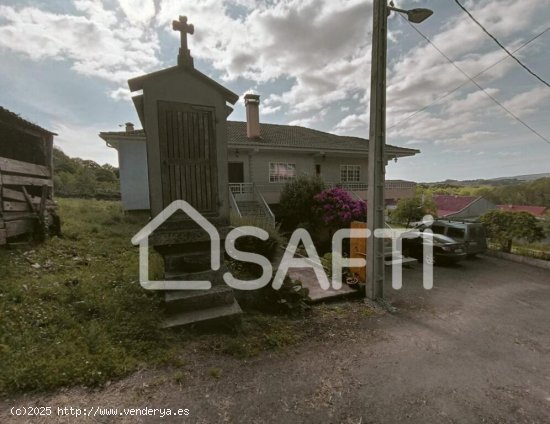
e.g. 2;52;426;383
391;196;436;227
480;210;544;252
278;176;325;229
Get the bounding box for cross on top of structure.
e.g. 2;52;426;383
173;15;194;68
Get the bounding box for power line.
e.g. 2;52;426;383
454;0;550;88
399;17;550;146
389;27;550;130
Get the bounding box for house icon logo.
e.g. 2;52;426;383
131;200;221;291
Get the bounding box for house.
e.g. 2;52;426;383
497;204;548;217
100;94;420;218
433;195;496;219
0;106;58;245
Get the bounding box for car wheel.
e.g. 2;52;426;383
424;254;436;265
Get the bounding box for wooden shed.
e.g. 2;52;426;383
0;106;58;245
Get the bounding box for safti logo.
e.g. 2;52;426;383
132;200;434;291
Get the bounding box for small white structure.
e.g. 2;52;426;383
102;123;150;210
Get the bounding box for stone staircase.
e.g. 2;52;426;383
384;247;418;266
154;229;242;329
236;200;269;219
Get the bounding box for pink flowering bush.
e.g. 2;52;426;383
313;187;367;229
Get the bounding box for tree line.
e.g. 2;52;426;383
418;177;550;208
53;148;120;199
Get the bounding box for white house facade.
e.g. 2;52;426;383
100;94;419;220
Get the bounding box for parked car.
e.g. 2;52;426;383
428;220;487;257
401;231;467;265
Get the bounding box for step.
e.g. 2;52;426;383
384;257;418;266
165;268;226;286
161;299;242;328
164;285;235;313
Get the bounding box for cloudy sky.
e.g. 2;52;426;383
0;0;549;182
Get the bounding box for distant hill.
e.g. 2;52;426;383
492;173;550;182
423;173;550;187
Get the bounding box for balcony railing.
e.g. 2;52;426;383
329;182;369;191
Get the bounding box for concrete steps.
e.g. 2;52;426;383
162;299;242;328
157;239;242;328
237;201;266;216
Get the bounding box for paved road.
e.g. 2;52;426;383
3;255;550;423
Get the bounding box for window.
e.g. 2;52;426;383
340;165;361;182
269;162;296;182
447;227;465;240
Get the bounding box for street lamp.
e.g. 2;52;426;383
366;1;433;301
388;5;433;24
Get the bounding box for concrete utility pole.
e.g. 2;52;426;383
366;0;388;300
366;1;433;300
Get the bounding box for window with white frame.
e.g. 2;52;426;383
340;165;361;182
269;162;296;182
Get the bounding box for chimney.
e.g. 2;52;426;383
125;122;134;132
244;93;260;138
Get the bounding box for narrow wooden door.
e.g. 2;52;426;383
228;162;244;183
158;101;218;214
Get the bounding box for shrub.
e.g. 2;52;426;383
480;210;544;253
279;176;325;229
313;187;367;229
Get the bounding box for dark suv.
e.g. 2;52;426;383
429;220;487;257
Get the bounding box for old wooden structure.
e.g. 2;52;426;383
0;107;58;245
128;16;242;327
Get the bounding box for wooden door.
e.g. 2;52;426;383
228;162;244;183
158;101;218;214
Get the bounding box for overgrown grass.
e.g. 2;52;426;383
0;199;175;394
0;199;311;395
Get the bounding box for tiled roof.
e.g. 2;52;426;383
497;204;548;217
433;195;479;217
227;121;416;153
100;121;419;155
0;106;56;136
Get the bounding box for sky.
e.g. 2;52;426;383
0;0;549;182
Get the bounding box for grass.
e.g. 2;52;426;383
0;199;174;394
488;240;550;261
0;199;311;395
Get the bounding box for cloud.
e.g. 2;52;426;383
117;0;156;25
53;121;118;166
502;87;550;116
0;1;161;94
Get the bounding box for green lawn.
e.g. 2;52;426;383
0;199;307;395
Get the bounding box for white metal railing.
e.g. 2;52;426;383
255;186;276;227
229;182;254;196
228;188;242;218
228;183;276;227
329;182;369;191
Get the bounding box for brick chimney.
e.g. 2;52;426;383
244;94;260;139
125;122;134;132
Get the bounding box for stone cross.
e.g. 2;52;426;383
173;15;194;67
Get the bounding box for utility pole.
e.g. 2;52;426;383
366;0;388;300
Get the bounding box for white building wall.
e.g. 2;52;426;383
117;140;150;210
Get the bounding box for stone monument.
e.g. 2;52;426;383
128;16;242;327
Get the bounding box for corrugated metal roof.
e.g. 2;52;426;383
0;106;57;136
434;195;480;217
497;204;547;216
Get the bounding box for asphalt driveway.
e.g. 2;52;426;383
2;255;550;423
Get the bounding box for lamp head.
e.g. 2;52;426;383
407;8;433;23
